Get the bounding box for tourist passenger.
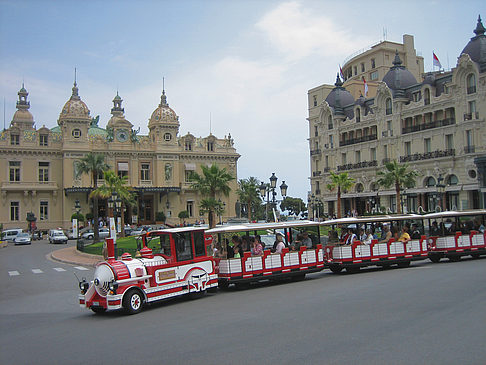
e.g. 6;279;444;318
233;246;241;259
291;234;303;251
273;233;285;253
398;226;410;243
430;221;441;236
411;224;421;239
301;232;312;248
241;236;250;252
251;236;263;256
362;229;373;244
379;224;392;243
345;228;357;245
255;235;265;250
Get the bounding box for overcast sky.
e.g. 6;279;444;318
0;0;483;201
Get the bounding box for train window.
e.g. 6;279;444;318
175;232;193;262
159;234;172;258
193;231;206;257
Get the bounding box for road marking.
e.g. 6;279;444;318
53;267;66;272
74;266;89;271
9;271;20;276
32;269;43;274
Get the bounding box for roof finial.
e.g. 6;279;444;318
160;77;168;106
474;14;485;36
74;67;77;86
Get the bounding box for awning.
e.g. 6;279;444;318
184;163;196;170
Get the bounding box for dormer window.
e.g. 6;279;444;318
385;98;392;115
185;141;192;151
424;89;430;105
207;142;214;151
467;73;476;94
39;134;48;146
356;108;361;123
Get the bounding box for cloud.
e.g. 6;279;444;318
256;1;365;62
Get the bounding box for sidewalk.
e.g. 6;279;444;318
50;246;103;267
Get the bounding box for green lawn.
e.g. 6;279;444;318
81;235;161;256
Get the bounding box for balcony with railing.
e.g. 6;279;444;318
464;112;479;121
310;149;321;156
339;134;377;147
464;145;476;154
337;160;378;171
401;118;455;134
399;149;455;163
312;171;322;177
467;86;476;94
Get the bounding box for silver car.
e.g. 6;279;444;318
14;232;32;245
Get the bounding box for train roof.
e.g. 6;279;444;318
205;220;320;234
422;209;486;220
147;225;208;235
321;214;422;226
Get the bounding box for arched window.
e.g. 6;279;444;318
426;176;436;187
328;115;333;130
446;174;458;185
385;98;392;115
356;183;364;193
356;108;361;123
466;74;476;94
424;88;430;105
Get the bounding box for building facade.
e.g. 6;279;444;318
308;16;486;217
0;82;240;230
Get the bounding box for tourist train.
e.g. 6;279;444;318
78;209;486;314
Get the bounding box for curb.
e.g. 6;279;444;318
50;246;103;268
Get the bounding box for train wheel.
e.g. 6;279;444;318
329;265;343;274
90;307;106;314
189;289;206;299
447;255;461;262
123;289;144;315
292;273;306;281
397;261;411;268
471;253;480;259
218;280;230;290
429;255;441;263
346;266;360;274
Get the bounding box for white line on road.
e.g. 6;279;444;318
74;266;89;271
53;267;66;272
32;269;43;274
9;271;20;276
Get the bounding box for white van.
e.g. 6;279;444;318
2;229;23;242
48;229;68;244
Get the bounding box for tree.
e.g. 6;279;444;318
190;164;234;228
376;160;419;214
76;153;109;241
236;177;261;222
280;196;307;217
90;170;136;237
326;171;355;218
178;210;189;224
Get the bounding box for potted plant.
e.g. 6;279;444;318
155;211;166;224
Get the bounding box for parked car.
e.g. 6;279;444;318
81;228;110;240
14;232;32;245
49;230;68;244
1;228;23;242
130;227;146;236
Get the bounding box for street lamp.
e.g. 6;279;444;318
259;173;288;222
108;191;122;258
436;174;445;211
74;199;81;247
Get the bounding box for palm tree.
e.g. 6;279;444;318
75;153;109;241
190;164;234;228
326;171;355;218
376;160;419;214
90;170;136;237
237;177;261;222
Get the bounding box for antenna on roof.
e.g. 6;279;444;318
163;77;165;92
209;112;212;135
3;97;5;131
74;67;77;84
383;27;387;41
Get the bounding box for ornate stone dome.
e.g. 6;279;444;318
148;89;179;129
59;82;90;122
326;75;355;108
382;51;417;91
461;15;486;72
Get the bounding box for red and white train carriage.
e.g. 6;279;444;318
206;220;325;288
322;214;428;273
79;226;217;314
424;209;486;262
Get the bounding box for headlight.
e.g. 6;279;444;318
79;280;89;292
108;281;118;291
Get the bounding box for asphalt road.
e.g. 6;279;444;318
1;241;485;365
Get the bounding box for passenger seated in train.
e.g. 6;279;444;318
251;236;263;256
291;234;303;251
273;233;285;254
255;235;265;250
398;226;410;243
328;230;339;244
233;245;241;259
411;224;422;239
474;219;485;232
362;229;373;244
345;228;357;245
241;236;250;252
358;228;367;242
301;231;313;248
227;235;241;258
430;221;441;236
379;224;392;243
391;226;400;241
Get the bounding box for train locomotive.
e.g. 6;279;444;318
79;227;218;314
